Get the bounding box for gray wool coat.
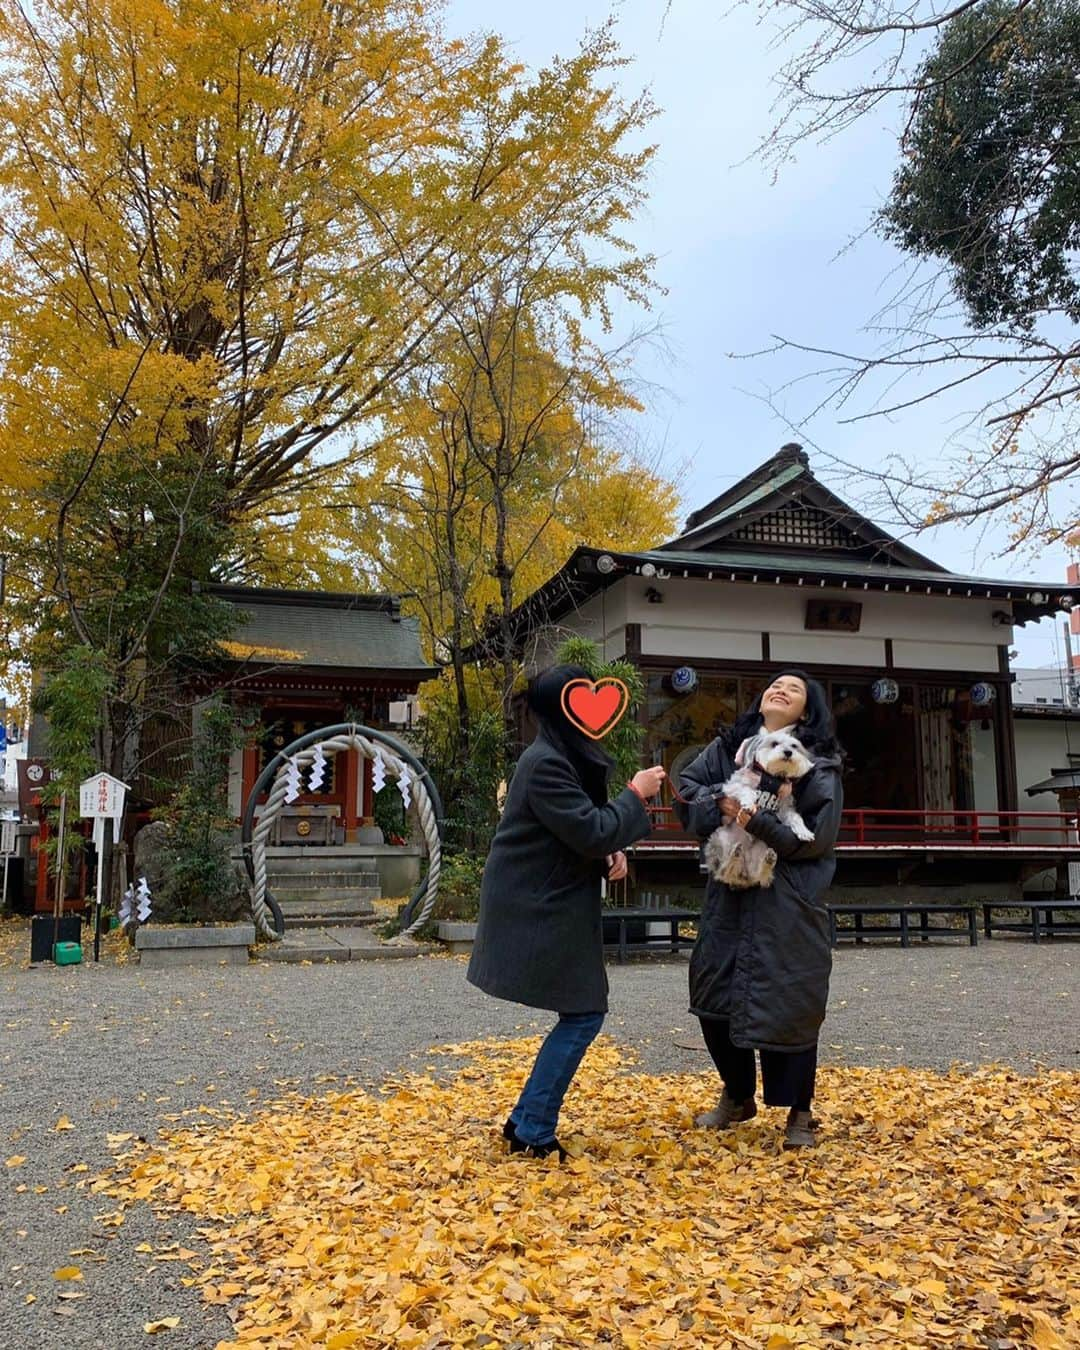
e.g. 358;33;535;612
675;731;843;1052
466;729;654;1015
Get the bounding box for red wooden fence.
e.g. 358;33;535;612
644;804;1080;848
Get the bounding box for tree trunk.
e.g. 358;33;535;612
445;514;472;758
490;474;517;767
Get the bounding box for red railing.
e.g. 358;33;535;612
645;804;1080;849
838;809;1080;847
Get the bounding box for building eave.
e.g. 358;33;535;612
207;583;403;615
1026;772;1080;795
214;661;438;685
1013;704;1080;720
485;546;1071;655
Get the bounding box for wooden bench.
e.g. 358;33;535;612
828;903;978;948
983;900;1080;942
601;907;698;964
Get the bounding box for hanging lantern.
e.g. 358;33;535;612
871;678;899;704
970;682;997;708
671;665;699;695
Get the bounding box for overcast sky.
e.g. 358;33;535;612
445;0;1075;669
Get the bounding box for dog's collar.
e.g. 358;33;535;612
752;762;788;814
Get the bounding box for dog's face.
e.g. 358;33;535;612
745;730;813;780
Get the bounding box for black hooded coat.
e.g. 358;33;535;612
466;666;653;1014
675;727;843;1051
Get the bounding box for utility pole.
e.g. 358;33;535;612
1064;621;1079;709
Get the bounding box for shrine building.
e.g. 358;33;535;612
498;444;1080;902
211;585;437;896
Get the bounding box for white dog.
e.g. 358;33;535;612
703;730;815;889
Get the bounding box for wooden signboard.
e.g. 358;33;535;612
17;759;50;816
805;599;863;633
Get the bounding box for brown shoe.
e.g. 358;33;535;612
695;1090;758;1129
783;1108;818;1149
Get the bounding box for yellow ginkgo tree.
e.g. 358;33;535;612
0;0;672;805
351;295;678;854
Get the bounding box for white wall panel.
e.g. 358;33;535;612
639;625;762;660
549;576;1004;672
529;588;627;668
1014;719;1073;810
891;640;998;673
769;634;887;666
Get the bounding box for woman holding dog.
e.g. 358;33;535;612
467;664;666;1159
674;670;843;1149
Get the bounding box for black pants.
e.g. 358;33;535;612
698;1017;817;1109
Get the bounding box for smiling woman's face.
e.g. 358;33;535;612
760;675;808;729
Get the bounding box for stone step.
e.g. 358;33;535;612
255;927;436;962
259;855;383;877
277;905;376;926
268;873;381;892
274;889;381;907
283;913;381;930
136;924;255;969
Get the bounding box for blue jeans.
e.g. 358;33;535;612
510;1012;605;1146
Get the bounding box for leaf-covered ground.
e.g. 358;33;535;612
0;914;134;969
96;1037;1079;1349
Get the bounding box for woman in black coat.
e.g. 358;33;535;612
674;670;843;1149
467;664;666;1158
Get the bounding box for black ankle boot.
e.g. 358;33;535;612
507;1128;567;1162
502;1117;516;1141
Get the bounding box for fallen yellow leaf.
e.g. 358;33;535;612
144;1317;181;1333
5;1155;26;1167
1030;1312;1066;1350
88;1039;1080;1350
326;1333;361;1349
53;1267;82;1281
55;1116;74;1132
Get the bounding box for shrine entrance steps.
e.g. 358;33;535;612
255;925;436;962
270;869;382;930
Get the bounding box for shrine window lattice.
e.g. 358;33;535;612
730;502;862;551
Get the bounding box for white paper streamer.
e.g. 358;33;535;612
308;743;327;791
396;763;412;810
372;749;386;794
136;876;152;923
284;757;302;804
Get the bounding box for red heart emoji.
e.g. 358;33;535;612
561;678;630;740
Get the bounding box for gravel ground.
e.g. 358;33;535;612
0;940;1077;1349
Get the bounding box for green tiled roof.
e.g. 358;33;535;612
666;442;943;571
467;445;1074;658
210;586;436;675
679;461;805;536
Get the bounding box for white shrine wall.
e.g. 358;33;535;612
574;577;1013;673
